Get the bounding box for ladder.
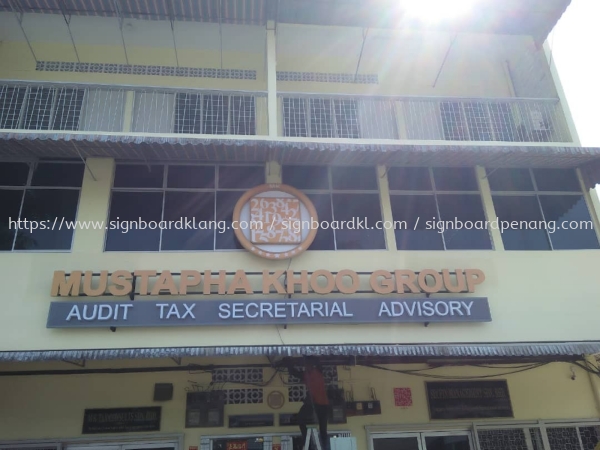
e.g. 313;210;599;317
303;426;323;450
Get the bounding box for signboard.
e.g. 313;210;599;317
394;388;413;407
82;407;161;434
232;184;319;260
47;297;491;328
226;441;248;450
229;414;274;428
426;380;513;420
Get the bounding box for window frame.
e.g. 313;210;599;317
281;164;385;251
0;160;84;252
489;168;598;251
104;162;266;253
388;167;492;251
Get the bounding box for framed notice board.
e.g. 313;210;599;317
425;380;513;420
82;407;161;434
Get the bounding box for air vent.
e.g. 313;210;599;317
277;71;378;84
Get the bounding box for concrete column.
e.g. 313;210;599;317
266;20;278;137
122;91;135;132
576;168;600;245
377;165;397;251
475;165;504;251
266;160;282;184
72;158;115;253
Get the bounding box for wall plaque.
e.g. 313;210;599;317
82;407;161;434
426;380;513;420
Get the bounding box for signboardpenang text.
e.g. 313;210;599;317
426;380;513;420
47;298;491;328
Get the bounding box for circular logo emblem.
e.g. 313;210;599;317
267;390;285;409
232;184;319;260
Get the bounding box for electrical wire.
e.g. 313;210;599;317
359;362;549;380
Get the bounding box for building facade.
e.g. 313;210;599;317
1;1;600;449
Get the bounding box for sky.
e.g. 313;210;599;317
549;0;600;147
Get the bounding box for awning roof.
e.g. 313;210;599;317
0;0;571;43
2;133;600;189
1;342;599;363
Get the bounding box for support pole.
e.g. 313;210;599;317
266;20;278;137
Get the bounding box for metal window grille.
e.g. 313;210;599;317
283;97;359;138
476;424;600;450
212;368;264;384
0;85;85;131
174;93;256;135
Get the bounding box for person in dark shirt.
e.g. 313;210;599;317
286;356;330;450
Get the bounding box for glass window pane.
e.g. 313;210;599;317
433;167;478;191
464;102;492;141
332;193;385;249
15;189;80;250
437;194;492;250
31;162;85;187
167;165;215;189
533;168;581;192
105;192;162;251
0;162;29;186
113;164;164;188
283;166;329;190
539;195;599;250
0;189;23;250
373;437;420;450
390;194;443;250
487;168;534;191
424;435;471;450
331;166;378;191
215;191;244;250
334;99;359;138
306;193;334;250
218;166;264;189
161;192;215;250
387;167;432;191
492;196;550;250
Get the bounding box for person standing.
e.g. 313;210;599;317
285;356;330;450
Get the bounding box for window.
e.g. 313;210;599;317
0;86;84;131
489;168;599;250
388;167;492;250
441;101;515;142
174;93;255;135
105;164;265;252
0;161;84;251
282;97;360;138
282;165;385;250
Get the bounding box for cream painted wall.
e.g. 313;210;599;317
1;157;600;352
0;360;597;446
0;11;552;99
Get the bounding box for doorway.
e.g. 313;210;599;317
372;431;473;450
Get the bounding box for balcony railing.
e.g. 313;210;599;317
0;82;573;144
279;93;573;143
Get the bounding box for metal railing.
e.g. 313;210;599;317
279;93;573;143
0;81;573;144
0;82;268;137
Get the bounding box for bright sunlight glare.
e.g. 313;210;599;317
403;0;477;23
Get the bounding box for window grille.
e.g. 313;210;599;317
174;93;256;135
225;388;264;404
0;86;84;131
283;98;359;138
476;424;600;450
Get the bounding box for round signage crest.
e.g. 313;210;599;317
232;184;319;260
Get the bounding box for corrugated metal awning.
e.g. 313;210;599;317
0;0;571;43
2;342;599;363
2;133;600;189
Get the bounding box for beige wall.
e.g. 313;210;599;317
0;360;597;446
0;12;551;99
1;158;600;352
